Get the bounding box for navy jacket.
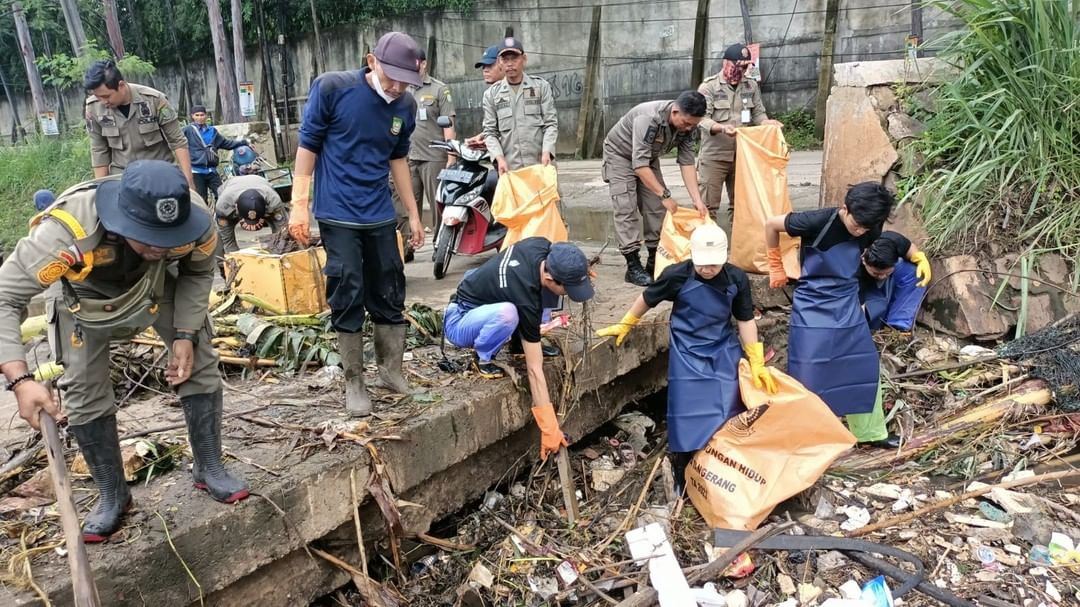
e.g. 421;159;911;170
184;123;246;169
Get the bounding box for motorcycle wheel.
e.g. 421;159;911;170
433;225;456;280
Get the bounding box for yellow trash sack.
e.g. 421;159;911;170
730;125;800;279
491;164;567;249
686;361;855;530
653;208;713;279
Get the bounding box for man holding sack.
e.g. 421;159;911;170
596;223;777;494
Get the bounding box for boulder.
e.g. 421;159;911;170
887;203;929;247
820;87;899;207
918;255;1011;340
868;85;898;112
897;140;927;177
887;112;927;141
1023;293;1058;334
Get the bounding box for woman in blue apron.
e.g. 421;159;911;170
765;183;895;443
598;224;777;494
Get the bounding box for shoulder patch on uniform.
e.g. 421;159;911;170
391;116;403;135
37;261;69;286
643;126;658;145
194;230;218;259
57;249;78;266
159;104;177;122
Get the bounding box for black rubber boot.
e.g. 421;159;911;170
624;251;652;287
508;334;562;358
669;451;694;498
644;246;658;277
183;390;250;503
69;415;132;543
863;434;902;449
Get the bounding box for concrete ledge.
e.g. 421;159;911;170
832;58;957;88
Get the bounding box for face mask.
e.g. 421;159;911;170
368;63;396;104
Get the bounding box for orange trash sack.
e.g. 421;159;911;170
686;360;856;530
653;208;714;279
491;164;568;249
730;125;800;279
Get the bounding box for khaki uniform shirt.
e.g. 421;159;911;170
482;74;558;170
408;76;457;163
85;83;187;174
0;179;217;365
697;75;768;161
214;175;287;224
603;100;699;170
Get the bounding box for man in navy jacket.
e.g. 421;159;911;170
183;104;247;203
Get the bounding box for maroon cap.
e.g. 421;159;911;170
373;32;423;87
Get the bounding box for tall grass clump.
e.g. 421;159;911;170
904;0;1080;266
0;135;92;251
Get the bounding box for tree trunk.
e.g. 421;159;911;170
0;62;27;142
163;0;193;113
231;0;247;83
13;2;48;119
308;0;324;74
58;0;88;56
102;0;125;58
206;0;242;122
124;0;150;59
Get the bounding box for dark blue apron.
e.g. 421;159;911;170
861;260;926;332
788;211;879;416
667;275;745;452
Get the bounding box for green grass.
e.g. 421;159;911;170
0;135;93;252
776;109;821;151
904;0;1080;267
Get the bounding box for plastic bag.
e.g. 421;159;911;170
686;360;856;530
654;208;713;279
491;164;567;249
730;125;800;279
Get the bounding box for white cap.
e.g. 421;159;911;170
689;223;729;266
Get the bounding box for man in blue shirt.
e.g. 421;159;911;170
289;32;426;417
183;104;247;203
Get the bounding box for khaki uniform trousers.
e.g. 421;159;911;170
604;157;666;255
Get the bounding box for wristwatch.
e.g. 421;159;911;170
661;188;672;200
174;329;199;345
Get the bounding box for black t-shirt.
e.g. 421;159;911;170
116;104;131;118
453;237;555;343
643;260;755;321
858;231;912;291
784;208;881;260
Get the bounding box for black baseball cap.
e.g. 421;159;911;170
497;37;524;56
190;104;207;114
723;43;750;62
373;32;423;87
475;45;499;68
236;189;268;228
96;160;209;248
546;242;594;303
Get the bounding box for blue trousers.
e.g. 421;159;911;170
444;302;519;362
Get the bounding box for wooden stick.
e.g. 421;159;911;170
40;413;100;606
416;532;476;552
219;355;278;368
556;446;580;524
118;404;269;440
597;453;665;551
350;467;369;577
848;469;1080;538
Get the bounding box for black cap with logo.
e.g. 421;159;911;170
96;160;209;248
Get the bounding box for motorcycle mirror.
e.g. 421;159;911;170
436;116;452;129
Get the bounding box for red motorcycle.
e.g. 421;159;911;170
429;117;507;279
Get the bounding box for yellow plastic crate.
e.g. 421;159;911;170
226;247;329;314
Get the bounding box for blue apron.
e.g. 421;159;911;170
861;260;926;332
788;211;879;416
667;275;745;452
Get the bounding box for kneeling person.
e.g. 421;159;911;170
444;237;595;460
597;224;777;494
215;174;289;253
0;161;248;544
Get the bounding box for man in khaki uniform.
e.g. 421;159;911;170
83;59;194;190
215;174;289;253
482;37;558;174
603;92;709;286
697;43;782;225
0;161;248;545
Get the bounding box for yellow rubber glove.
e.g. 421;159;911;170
531;404;569;461
767;247;787;288
288;173;313;246
910;251;932;287
743;342;778;394
596;312;641;346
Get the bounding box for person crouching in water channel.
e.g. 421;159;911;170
443;238;596;461
764;182;914;448
596;224;778;495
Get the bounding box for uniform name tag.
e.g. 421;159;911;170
741;107;751;124
418;108;428;121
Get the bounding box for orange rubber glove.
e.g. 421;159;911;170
743;342;778;394
767;247;787;288
531;404;569;461
288;173;313;246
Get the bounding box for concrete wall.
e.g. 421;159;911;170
0;0;959;156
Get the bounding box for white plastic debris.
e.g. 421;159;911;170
839;580;864;600
691;582;727;606
839;505;872;531
1045;581;1062;602
626;523;694;607
724;589;748;607
556;560;579;587
959;345;995;361
864;483;903;500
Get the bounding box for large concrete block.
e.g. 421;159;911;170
918;255;1011;340
820;87;898;207
832;58;957;88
